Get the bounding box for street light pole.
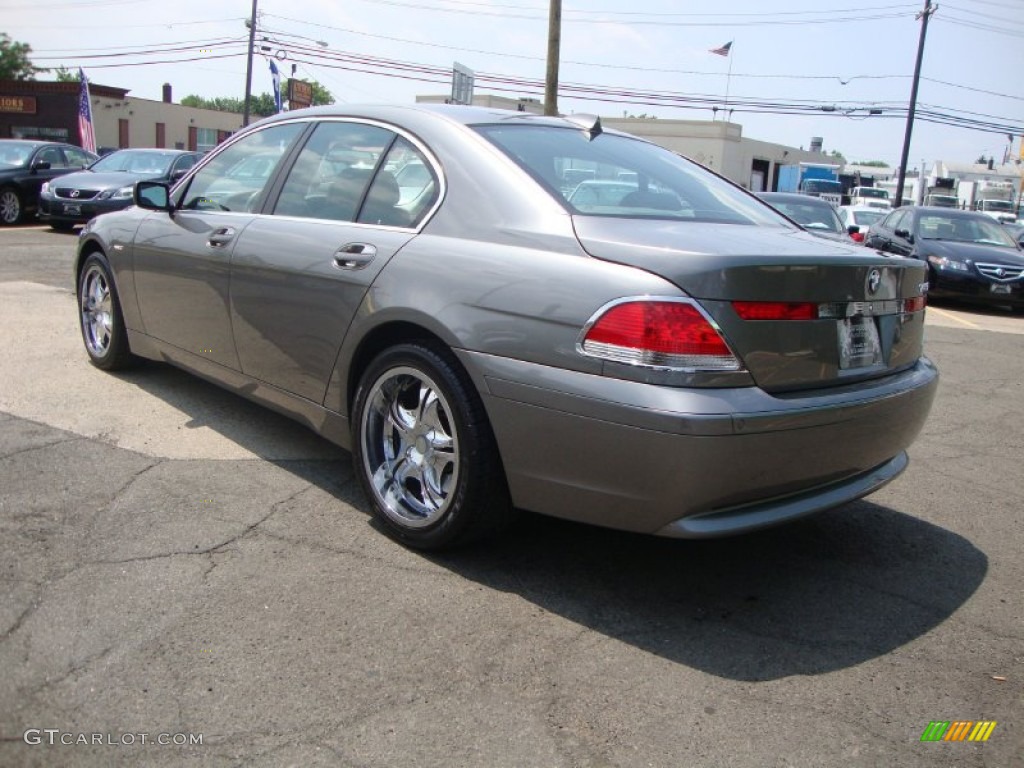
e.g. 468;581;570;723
544;0;561;116
242;0;258;127
894;0;934;208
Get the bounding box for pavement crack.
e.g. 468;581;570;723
0;435;87;462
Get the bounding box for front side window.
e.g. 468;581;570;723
36;146;67;169
475;123;785;226
179;123;305;212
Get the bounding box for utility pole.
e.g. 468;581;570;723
894;0;934;208
242;0;258;127
544;0;561;116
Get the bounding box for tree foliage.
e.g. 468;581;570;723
53;66;79;82
180;80;333;117
0;33;44;80
851;160;890;168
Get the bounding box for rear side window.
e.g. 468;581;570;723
273;122;438;228
475;123;786;226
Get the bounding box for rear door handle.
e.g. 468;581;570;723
333;242;377;270
207;227;236;248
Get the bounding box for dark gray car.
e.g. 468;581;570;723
38;148;201;230
75;104;938;550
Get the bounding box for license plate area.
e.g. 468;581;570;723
838;316;882;369
990;284;1012;295
63;203;81;216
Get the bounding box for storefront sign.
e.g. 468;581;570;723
0;96;37;114
287;79;312;109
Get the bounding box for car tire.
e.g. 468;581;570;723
352;341;513;550
0;187;23;225
77;252;135;370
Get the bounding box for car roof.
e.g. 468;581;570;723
247;103;626;138
102;148;196;156
759;192;833;206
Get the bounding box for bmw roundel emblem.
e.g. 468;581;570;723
867;268;882;294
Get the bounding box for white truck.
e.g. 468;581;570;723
922;177;958;208
847;186;891;209
959;180;1017;222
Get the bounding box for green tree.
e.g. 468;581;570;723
308;80;334;106
851;160;890;168
0;33;44;80
53;66;79;82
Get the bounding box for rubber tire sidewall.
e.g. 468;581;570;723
77;252;134;370
351;342;509;550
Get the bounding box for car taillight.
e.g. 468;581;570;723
851;231;865;242
580;300;741;371
732;301;818;321
903;295;926;313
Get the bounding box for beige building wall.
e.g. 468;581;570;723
90;94;243;152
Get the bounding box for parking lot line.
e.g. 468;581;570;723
927;306;981;329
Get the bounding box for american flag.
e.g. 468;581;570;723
709;41;733;57
77;69;96;153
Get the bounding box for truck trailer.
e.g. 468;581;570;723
777;163;843;205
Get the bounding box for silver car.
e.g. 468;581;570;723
75;105;938;550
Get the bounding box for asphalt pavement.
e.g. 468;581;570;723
1;225;1021;767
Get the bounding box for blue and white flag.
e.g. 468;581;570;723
269;59;283;113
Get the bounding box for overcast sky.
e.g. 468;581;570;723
6;0;1023;170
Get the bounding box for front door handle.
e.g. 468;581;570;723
333;242;377;270
207;227;236;248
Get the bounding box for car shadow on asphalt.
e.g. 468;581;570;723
425;504;985;682
114;359;986;683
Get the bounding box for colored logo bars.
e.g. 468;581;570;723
920;721;997;742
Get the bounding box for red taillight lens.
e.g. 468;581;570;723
581;300;740;371
903;295;926;313
851;231;865;242
732;301;819;321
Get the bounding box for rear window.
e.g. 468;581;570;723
474;124;786;226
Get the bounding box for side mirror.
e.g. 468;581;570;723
31;160;51;171
135;180;172;211
894;228;914;244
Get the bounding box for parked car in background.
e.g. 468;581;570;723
1001;221;1024;248
38;148;202;230
758;191;848;242
838;205;886;243
75;104;937;550
865;206;1024;311
0;139;97;225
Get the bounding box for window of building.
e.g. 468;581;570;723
196;128;218;153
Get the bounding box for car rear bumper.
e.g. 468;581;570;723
462;351;939;537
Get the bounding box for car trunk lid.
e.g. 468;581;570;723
572;217;929;392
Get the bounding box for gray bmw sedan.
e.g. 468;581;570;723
75;104;937;549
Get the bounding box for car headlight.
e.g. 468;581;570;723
40;182;51;197
926;255;970;272
98;185;134;201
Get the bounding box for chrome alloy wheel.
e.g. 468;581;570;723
0;189;21;225
81;264;114;357
360;366;460;529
